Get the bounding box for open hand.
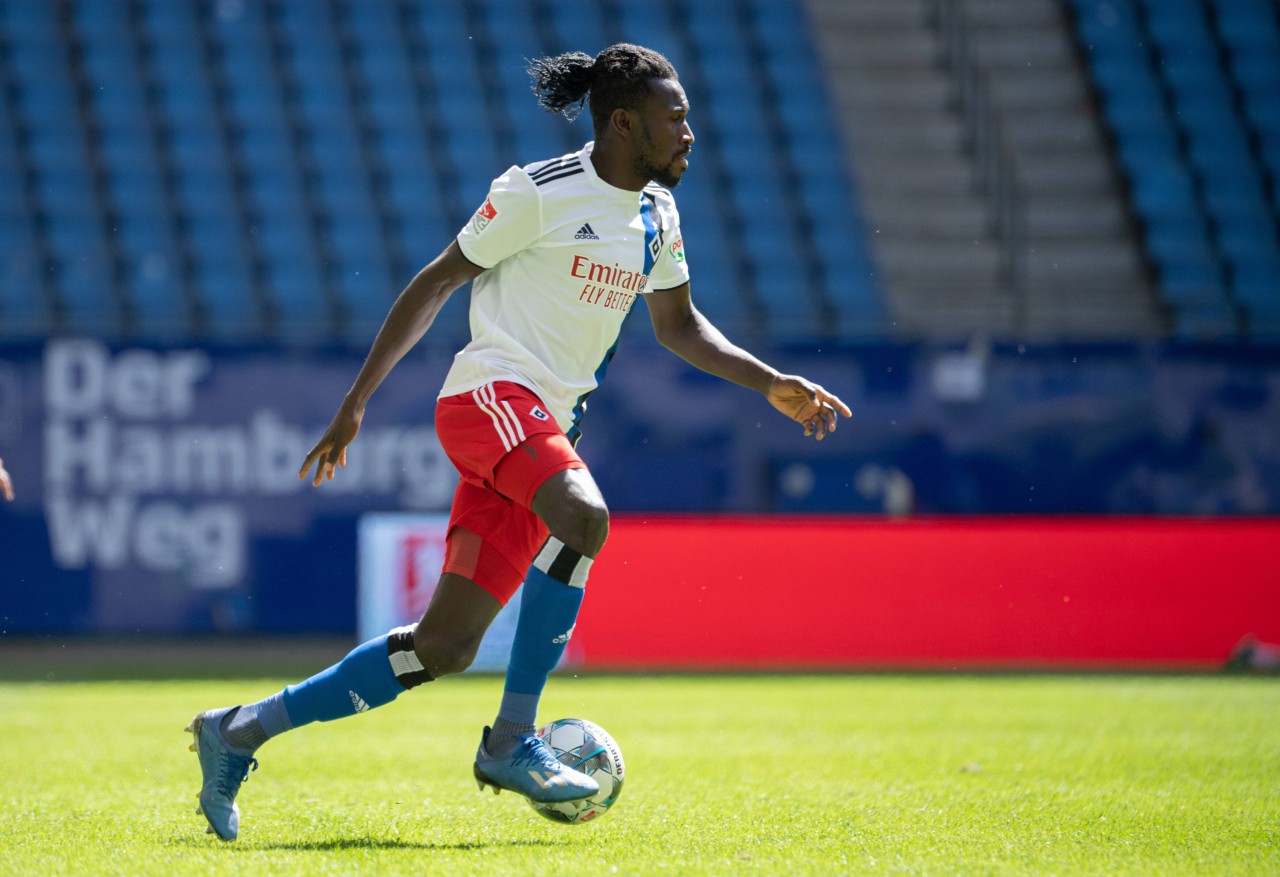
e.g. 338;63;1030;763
766;375;852;441
298;404;364;486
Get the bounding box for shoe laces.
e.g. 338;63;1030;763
510;737;563;772
218;752;259;796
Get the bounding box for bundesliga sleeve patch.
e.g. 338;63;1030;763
471;198;499;234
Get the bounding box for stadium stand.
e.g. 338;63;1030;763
1070;0;1280;336
807;0;1164;338
0;0;878;344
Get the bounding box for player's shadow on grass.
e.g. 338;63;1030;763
249;837;564;852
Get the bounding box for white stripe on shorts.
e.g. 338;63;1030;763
499;399;527;443
472;384;517;451
485;383;526;448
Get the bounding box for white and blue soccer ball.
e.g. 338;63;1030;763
528;718;625;824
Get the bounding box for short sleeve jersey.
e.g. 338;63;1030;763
443;141;690;441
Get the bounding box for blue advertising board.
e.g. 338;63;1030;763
2;337;1279;635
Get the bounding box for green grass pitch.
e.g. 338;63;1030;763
1;673;1277;876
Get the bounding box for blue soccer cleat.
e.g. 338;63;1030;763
186;707;259;841
473;725;599;803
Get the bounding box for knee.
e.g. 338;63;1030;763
412;626;481;678
533;469;610;557
558;496;609;558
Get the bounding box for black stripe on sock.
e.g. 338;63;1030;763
387;628;434;690
388;627;415;656
547;543;584;585
395;668;434;690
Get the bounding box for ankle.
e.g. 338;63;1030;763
488;717;536;756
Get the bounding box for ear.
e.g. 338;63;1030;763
608;106;637;139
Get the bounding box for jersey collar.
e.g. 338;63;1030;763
580;141;647;201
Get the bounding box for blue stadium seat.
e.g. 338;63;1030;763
55;246;120;332
245;169;309;218
255;214;314;258
195;259;261;337
115;215;178;259
0;0;58;36
265;257;330;331
611;2;680;63
186;213;245;261
98;124;161;174
314;171;379;219
333;261;397;330
174;173;240;218
1233;261;1280;320
107;167;169;214
543;0;610;56
238;122;296;165
395;210;454;264
125;251;190;333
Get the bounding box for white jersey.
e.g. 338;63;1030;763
442;141;690;441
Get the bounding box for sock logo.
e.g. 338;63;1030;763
349;690;370;713
552;625;576;645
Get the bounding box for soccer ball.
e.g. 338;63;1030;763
527;718;625;824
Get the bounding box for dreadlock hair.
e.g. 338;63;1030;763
527;43;678;134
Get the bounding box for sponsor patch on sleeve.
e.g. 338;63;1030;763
669;235;685;263
471;198;498;233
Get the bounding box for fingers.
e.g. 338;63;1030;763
298;440;347;486
803;384;850;441
316;450;341;486
803;408;833;440
819;387;853;418
298;445;326;483
801;397;844;441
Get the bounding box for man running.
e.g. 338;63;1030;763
187;43;850;841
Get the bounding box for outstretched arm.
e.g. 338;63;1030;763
0;457;12;501
645;284;852;440
299;241;484;485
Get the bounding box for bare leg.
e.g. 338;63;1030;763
411;573;504;678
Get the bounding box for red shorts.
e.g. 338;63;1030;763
434;381;586;604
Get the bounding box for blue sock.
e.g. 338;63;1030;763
494;538;590;746
280;625;431;728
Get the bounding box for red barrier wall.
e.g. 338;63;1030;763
574;517;1280;670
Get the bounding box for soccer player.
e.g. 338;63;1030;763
187;43;850;841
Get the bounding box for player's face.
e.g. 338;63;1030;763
634;78;694;188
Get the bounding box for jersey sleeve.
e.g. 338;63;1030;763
456;167;542;269
646;198;691;292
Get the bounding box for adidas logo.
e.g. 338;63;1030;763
574;223;599;240
349;690;370;713
552;625;576;645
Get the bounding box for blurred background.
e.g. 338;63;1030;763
0;0;1277;667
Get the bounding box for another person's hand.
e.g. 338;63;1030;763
0;457;13;501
